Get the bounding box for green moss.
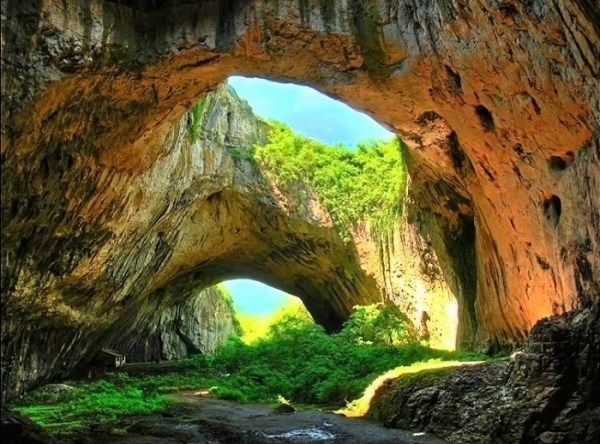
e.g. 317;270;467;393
395;356;508;389
394;366;456;388
188;98;207;143
10;379;175;435
228;146;254;163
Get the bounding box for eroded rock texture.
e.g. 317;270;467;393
1;82;382;400
107;286;238;362
368;300;600;444
1;0;599;403
353;219;459;350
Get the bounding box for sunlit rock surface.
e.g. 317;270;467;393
368;301;600;443
2;0;599;411
353;220;459;351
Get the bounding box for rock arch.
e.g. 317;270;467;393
1;0;599;400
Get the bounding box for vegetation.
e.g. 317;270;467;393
236;297;311;344
11;380;174;434
11;302;485;434
253;121;408;240
228;146;254;162
215;284;243;336
338;303;417;346
188;98;207;143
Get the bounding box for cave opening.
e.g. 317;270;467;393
3;1;599;441
220;278;296;318
82;74;464;371
189;75;461;351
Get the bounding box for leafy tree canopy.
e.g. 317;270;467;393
253;120;408;240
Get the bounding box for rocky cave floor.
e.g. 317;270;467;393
3;392;449;444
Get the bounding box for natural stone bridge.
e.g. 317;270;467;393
1;0;598;405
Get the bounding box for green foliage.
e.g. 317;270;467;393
236;297;311;344
253;121;407;240
11;379;174;435
339;303;418;346
228;146;254;162
182;308;484;406
12;304;486;434
188;98;207;143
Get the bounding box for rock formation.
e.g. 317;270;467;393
368;300;600;443
107;286;238;362
0;81;383;401
1;0;598;408
352;219;458;350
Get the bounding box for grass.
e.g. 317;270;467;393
11;380;176;435
10;303;488;435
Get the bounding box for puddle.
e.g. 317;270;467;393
263;427;336;441
174;424;198;432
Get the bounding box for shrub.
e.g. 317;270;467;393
339;303;418;346
188;98;206;143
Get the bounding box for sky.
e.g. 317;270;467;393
222;279;296;316
227;76;393;148
222;76;393;315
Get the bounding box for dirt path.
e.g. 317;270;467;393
80;391;449;444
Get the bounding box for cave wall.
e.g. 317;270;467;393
0;83;382;400
107;286;237;362
352;215;459;350
1;0;599;399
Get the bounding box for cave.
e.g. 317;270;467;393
1;1;599;442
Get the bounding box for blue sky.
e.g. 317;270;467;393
222;279;296;316
227;76;393;148
222;76;392;315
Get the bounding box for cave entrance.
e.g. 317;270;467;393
220;278;310;342
9;0;597;404
221;278;297;318
105;74;459;362
212;76;459;351
227;76;393;147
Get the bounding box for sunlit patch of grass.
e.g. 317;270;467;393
338;359;484;417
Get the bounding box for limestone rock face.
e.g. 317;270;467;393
107;286;238;362
0;80;382;401
1;0;599;402
368;300;600;443
352;219;458;350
